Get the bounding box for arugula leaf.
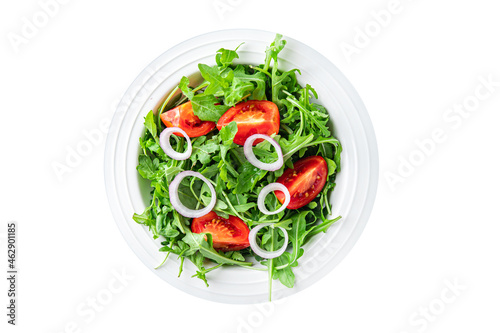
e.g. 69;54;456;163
137;155;159;180
179;76;229;121
280;133;315;161
325;157;337;176
216;43;243;68
219;121;238;146
233;65;267;101
191;94;229;122
179;76;194;99
224;78;254;106
263;34;286;72
285;91;331;137
303;216;343;248
272;69;300;107
182;229;252;266
133;210;153;225
144;111;158;139
274;254;295;288
231;251;245;262
199;64;232;96
235;162;268;194
190;137;220;165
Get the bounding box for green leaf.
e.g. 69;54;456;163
133;210;153;225
180;75;229;122
274;254;295;288
201;164;220;178
182;229;252;266
156;214;166;233
164;164;184;182
224;78;254;106
199;64;231;96
235;162;268;194
232;202;256;212
231;251;245;262
216;43;243;68
179;76;194;99
233;65;267;101
219;121;238;145
190;137;220;165
285;92;331;137
162;224;180;238
144;111;158;139
325;157;337;176
305;216;342;242
272;69;300;107
191;94;229;122
137;155;159;180
264;34;286;71
280;134;315;161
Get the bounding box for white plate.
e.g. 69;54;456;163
104;29;378;304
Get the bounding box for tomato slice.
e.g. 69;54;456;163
191;211;250;251
160;101;216;137
275;156;328;209
216;100;280;145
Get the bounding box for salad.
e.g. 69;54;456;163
134;34;342;300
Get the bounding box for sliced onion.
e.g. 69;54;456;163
243;134;283;171
169;171;216;218
159;127;192;160
249;223;289;259
257;183;290;215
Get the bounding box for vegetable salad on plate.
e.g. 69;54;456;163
134;34;342;300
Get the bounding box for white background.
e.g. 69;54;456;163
1;0;499;332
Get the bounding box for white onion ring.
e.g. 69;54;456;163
243;134;283;171
249;223;289;259
257;183;290;215
169;171;216;218
159;127;192;160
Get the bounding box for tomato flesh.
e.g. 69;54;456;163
191;211;250;251
275;156;328;209
216;100;280;145
160;101;215;137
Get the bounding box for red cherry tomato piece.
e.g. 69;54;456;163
216;100;280;145
275;156;328;209
191;211;250;251
160;101;215;137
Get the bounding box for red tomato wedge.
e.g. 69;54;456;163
160;101;216;137
191;211;250;251
216;100;280;145
275;156;328;209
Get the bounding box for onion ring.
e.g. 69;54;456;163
159;127;192;160
249;223;289;259
169;171;216;218
257;182;290;215
243;134;283;171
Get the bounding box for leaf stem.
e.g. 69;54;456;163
282;134;314;161
157;86;180;129
220;191;252;223
204;263;224;274
251;65;272;78
268;228;275;302
154;250;171;269
189;177;204;209
240;265;267;271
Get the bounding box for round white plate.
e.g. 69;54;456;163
104;29;378;304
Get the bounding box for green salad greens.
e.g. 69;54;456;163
134;34;342;300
